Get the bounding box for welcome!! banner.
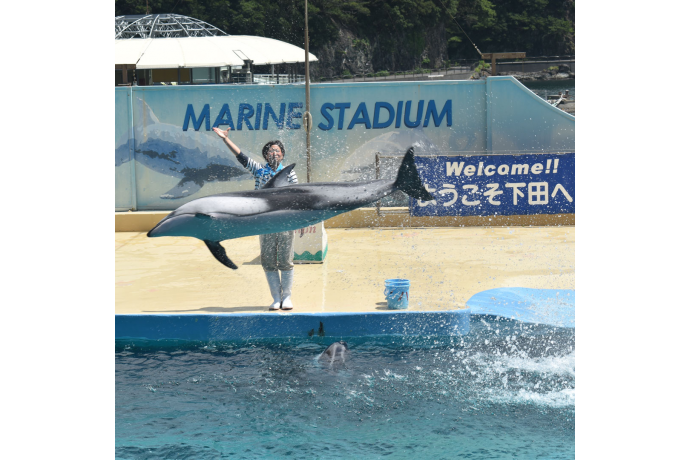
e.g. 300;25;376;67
411;153;574;217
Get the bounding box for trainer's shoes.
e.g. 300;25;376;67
265;271;282;311
280;270;294;310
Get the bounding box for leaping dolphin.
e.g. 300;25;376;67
147;147;434;269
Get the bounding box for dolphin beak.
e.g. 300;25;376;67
147;219;166;237
147;214;179;238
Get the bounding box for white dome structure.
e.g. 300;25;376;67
116;14;227;39
115;14;316;85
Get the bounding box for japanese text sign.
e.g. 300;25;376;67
411;153;574;216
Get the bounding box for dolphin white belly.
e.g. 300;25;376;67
153;208;340;242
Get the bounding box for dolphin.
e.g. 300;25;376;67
147;147;434;269
318;341;350;366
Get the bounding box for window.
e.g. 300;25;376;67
192;67;216;84
152;68;178;85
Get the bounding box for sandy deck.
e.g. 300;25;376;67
115;226;574;315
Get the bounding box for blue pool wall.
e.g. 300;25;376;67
115;288;576;342
115;310;471;342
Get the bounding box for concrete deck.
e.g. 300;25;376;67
116;227;574;315
116;209;574;232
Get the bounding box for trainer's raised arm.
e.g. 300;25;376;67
212;127;241;156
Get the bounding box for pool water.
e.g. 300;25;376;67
116;316;574;459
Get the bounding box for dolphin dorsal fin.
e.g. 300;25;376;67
262;164;296;189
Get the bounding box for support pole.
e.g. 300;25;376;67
375;153;381;216
304;0;312;183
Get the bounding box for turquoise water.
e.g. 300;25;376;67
116;317;574;459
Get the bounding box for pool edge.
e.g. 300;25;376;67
115;310;471;341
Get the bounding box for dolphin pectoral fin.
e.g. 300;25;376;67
160;180;203;199
263;164;296;189
394;147;435;201
203;240;238;270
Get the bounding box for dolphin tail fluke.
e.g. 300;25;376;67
203;240;238;270
394;147;434;201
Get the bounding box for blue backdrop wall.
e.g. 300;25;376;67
115;76;574;211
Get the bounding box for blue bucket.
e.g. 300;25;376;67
384;279;410;310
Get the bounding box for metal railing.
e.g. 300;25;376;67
115;55;575;87
315;56;575;84
253;74;305;84
221;74;253;84
319;67;473;84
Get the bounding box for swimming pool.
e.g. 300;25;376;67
116;315;574;459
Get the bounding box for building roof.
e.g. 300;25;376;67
115;14;317;68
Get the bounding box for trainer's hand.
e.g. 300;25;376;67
212;127;231;139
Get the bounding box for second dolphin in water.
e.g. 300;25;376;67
318;341;350;366
147;147;434;269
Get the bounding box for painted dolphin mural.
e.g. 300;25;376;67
336;128;444;207
147;147;434;269
115;98;251;199
336;126;479;182
338;128;442;183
